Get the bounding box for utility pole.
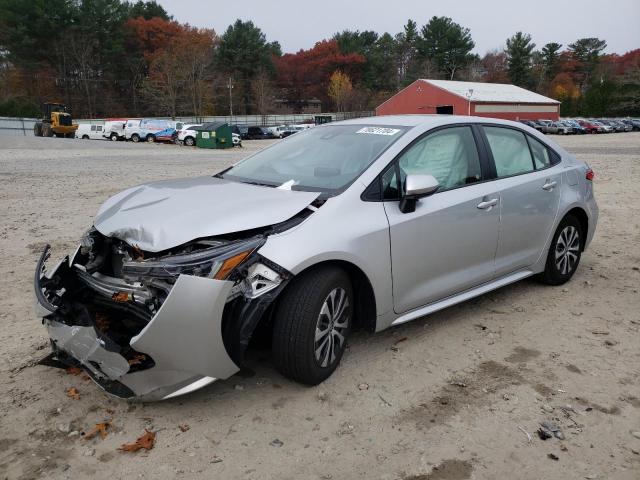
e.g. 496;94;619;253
466;88;474;116
227;77;234;121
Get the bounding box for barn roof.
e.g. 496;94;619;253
423;79;560;104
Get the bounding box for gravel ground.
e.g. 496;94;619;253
0;132;639;479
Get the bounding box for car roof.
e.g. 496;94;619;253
334;114;536;130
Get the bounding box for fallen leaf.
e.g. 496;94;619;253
179;424;190;432
111;292;131;303
127;354;146;366
95;312;110;331
66;367;82;376
118;429;156;452
67;387;80;400
132;245;144;261
85;420;112;440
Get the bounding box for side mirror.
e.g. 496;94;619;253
399;174;439;214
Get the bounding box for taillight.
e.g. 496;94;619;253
586;168;595;181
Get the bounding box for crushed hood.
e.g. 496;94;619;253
94;176;320;252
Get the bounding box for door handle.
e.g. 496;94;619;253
477;198;498;210
542;180;557;191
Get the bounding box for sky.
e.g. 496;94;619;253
157;0;639;55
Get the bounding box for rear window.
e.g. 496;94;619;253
483;126;534;178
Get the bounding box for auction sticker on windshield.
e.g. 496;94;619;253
356;127;401;136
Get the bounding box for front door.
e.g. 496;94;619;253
383;126;500;314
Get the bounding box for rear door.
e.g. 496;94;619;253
480;126;562;276
383;125;501;313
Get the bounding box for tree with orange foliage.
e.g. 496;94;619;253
143;26;216;118
122;17;186;114
275;40;365;111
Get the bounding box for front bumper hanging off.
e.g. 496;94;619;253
35;246;241;401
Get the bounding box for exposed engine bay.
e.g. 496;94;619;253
35;205;317;400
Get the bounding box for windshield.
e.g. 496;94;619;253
221;124;407;193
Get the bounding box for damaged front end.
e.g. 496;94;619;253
35;227;292;401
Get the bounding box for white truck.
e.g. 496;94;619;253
125;119;181;143
102;119;128;141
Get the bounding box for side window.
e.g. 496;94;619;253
91;125;96;131
526;135;551;169
397;126;482;191
483;126;534;178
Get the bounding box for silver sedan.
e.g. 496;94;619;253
35;116;598;400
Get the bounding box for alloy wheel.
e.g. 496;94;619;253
555;226;580;275
314;288;350;368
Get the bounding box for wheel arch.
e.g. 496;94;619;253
563;206;589;250
290;260;378;332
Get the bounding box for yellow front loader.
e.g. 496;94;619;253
33;102;78;138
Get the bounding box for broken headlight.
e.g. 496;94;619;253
122;237;265;282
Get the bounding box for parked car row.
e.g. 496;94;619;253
519;118;640;135
74;118;315;146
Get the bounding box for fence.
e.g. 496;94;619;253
0;117;39;136
0;112;375;136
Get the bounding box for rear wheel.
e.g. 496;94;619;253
82;135;89;140
272;266;352;385
146;134;155;143
538;215;583;285
184;136;195;146
33;122;42;136
110;133;118;141
131;134;140;142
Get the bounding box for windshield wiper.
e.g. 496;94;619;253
240;180;277;188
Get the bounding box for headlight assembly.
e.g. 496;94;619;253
122;237;264;282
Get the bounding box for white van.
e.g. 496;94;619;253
102;119;127;141
76;124;104;140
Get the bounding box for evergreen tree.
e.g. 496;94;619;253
505;31;536;87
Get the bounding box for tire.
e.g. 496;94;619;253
131;134;140;143
43;125;53;137
538;215;583;285
184;136;195;146
272;266;353;385
146;134;155;143
82;135;89;140
33;122;42;137
110;133;118;141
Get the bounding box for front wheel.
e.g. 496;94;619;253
110;133;118;141
538;215;583;285
131;134;140;142
146;135;155;143
272;266;353;385
184;136;195;146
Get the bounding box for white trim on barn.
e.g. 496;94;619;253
474;104;559;113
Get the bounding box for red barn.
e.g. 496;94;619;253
376;79;560;121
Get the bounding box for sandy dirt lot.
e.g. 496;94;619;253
0;132;639;479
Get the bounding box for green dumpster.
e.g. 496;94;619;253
195;122;233;149
314;115;332;125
